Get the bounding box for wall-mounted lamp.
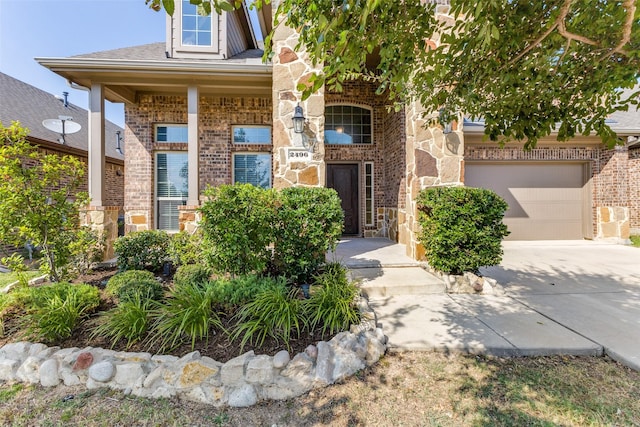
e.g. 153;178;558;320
115;130;124;155
292;104;306;134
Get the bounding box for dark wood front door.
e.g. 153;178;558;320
327;164;359;235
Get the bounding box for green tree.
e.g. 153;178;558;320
148;0;639;148
0;122;91;282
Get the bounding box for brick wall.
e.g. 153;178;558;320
125;94;272;230
629;147;640;232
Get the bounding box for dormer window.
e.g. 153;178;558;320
182;0;212;47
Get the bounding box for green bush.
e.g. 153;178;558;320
231;282;306;351
114;230;171;272
272;187;344;283
117;279;164;302
23;283;100;341
168;231;204;266
305;262;360;336
91;294;155;349
200;184;276;276
105;270;157;297
148;281;223;352
211;274;285;311
416;186;510;275
173;264;212;289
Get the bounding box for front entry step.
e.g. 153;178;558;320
351;266;445;298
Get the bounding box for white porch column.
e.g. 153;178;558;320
187;85;200;206
88;83;105;207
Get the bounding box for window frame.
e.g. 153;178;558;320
154;124;188;143
175;0;220;54
232;152;272;189
232;125;272;145
324;104;374;145
155;151;189;232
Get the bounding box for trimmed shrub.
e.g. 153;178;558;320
272;187;343;283
173;264;212;289
23;283;100;341
117;279;164;302
168;231;204;267
91;295;155;349
114;230;171;272
211;274;285;311
305;262;361;336
416;186;509;275
105;270;157;297
200;184;276;276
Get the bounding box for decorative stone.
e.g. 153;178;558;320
114;363;146;387
88;361;115;382
0;359;19;381
315;342;335;384
278;47;298;64
179;360;219;388
305;345;318;359
39;359;60;387
227;384;258;408
273;350;290;369
16;356;42;384
0;342;31;361
73;352;94;370
221;351;254;387
246;355;274;385
415;149;438;177
28;343;48;357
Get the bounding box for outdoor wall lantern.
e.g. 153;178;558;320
439;108;453;134
115;131;124;155
292;104;306;133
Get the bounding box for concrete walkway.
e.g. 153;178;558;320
333;238;640;370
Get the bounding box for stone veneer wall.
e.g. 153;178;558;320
0;298;386;408
80;206;120;260
400;102;464;260
124;95;271;232
271;0;325;189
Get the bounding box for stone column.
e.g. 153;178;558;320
271;2;325;188
597;207;630;243
178;205;202;234
187;86;200;206
80;206;120;260
399;101;464;260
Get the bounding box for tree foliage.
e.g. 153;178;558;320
149;0;639;148
0;122;91;282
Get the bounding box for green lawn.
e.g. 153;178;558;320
0;270;41;288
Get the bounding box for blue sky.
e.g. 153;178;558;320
0;0;167;127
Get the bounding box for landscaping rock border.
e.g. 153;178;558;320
422;264;505;295
0;297;386;407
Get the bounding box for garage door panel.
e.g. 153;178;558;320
465;163;586;240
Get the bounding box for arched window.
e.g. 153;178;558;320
325;105;372;144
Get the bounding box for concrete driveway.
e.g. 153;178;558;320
480;240;640;370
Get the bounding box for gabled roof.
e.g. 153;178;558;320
0;72;124;162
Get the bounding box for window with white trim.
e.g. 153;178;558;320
156;152;188;231
232;126;272;144
155;124;188;143
182;0;212;46
233;153;271;189
325;105;373;144
364;162;374;226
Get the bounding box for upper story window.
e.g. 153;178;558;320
232;126;272;144
182;0;212;46
155;124;188;143
325;105;373;144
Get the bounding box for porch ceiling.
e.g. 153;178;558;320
36;58;273;103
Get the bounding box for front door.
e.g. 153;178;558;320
327;163;359;235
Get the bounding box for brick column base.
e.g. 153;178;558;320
81;206;121;260
597;206;630;243
178;205;202;234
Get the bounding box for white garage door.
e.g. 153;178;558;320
465;163;588;240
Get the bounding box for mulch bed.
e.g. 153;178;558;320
0;267;326;363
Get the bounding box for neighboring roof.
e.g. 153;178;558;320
0;72;124;162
